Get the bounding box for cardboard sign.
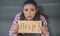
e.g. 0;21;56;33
18;20;42;33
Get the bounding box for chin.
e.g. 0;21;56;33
26;18;32;20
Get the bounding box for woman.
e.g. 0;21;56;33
9;0;49;36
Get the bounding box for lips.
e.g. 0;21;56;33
27;16;32;18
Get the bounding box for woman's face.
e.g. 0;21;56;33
23;4;37;20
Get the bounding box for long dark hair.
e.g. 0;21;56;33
20;0;40;21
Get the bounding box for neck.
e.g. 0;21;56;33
25;19;33;21
27;20;31;21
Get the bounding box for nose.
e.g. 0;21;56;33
28;10;31;15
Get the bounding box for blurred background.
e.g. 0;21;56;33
0;0;60;36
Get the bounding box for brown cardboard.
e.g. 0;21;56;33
18;20;42;33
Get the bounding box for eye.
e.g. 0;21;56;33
25;9;28;11
31;9;35;11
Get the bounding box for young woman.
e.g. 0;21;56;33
9;0;49;36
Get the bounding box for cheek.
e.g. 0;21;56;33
23;11;28;17
31;12;36;17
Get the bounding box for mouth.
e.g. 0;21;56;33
27;16;32;18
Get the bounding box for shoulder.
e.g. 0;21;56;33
13;12;22;24
16;12;22;16
14;12;22;19
40;15;46;20
40;15;47;26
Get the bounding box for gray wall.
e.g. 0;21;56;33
0;0;60;36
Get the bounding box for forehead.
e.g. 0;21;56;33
24;4;36;9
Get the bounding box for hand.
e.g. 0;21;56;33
41;26;48;34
